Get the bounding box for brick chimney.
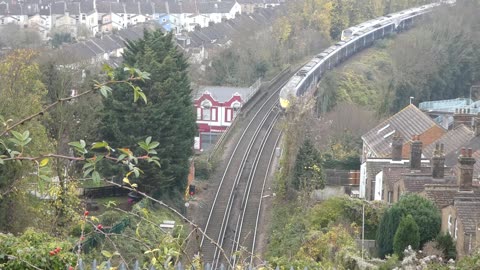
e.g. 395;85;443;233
391;133;403;161
432;143;445;179
410;135;422;170
474;113;480;137
457;148;476;191
453;108;474;128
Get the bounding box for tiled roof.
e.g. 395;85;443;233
180;5;283;49
197;1;236;14
193;86;254;103
455;196;480;234
362;104;443;158
382;165;408;184
423;125;473;159
423;184;458;209
444;136;480;177
403;171;456;193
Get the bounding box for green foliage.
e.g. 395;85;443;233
50;32;72;48
83;201;187;267
393;215;420;258
387;2;480;112
396;194;441;246
292;139;324;190
377;194;441;258
309;197;386;239
377;205;402;258
378;255;400;270
0;228;76;269
194;155;212;180
457;250;480;270
101;30;196;196
435;233;456;260
295;225;357;265
266;203;308;259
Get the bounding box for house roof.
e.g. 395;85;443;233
454;196;480;234
362;104;443;158
423;184;459;209
402;174;455;194
444;136;480;177
423;125;473;159
193;86;254;103
197;1;236;14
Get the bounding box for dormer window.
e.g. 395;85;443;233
201;100;212;121
232;102;241;119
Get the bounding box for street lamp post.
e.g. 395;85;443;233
362;202;365;259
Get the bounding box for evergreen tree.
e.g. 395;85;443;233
376;205;403;258
101;30;196;196
393;214;420;258
292;139;324;190
376;194;441;258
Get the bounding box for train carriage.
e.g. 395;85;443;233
279;1;453;110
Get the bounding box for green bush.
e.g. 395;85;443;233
194;156;212;180
393;215;420;258
436;233;456;260
0;228;76;269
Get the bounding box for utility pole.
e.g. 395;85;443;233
362;202;365;259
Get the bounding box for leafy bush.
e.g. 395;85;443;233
377;194;441;258
0;228;76;269
194;156;212;180
393;215;420;258
436;233;456;260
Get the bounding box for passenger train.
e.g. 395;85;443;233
279;1;456;110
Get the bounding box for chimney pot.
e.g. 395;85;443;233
391;134;403;161
432;143;445;179
410;135;422;170
457;148;476;191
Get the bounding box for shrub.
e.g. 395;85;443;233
393;215;420;258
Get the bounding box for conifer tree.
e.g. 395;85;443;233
393;214;420;258
292;139;324;190
101;30;196;196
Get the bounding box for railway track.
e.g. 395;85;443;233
199;74;290;268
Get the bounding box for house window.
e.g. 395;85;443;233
211;108;217;121
454;218;458;240
226;108;232;122
448;215;452;235
232;102;241;119
196;107;201;120
387;191;392;203
201;100;212;121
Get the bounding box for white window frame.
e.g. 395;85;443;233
201;100;212;121
448;215;452;235
196;107;201;120
454;218;458;240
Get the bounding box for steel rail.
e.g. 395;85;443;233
212;104;279;269
230;111;280;264
200;82;286;265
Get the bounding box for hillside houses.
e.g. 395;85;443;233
360;101;480;258
55;5;280;67
0;0;280;40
